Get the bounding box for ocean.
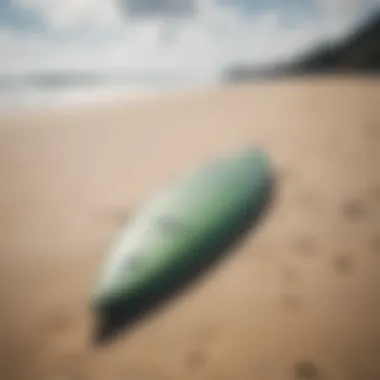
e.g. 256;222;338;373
0;69;217;112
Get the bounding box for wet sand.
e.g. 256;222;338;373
0;75;380;380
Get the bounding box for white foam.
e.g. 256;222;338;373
0;70;217;114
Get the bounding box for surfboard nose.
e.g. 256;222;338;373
224;147;274;197
234;147;272;172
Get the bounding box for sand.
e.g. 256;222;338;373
0;75;380;380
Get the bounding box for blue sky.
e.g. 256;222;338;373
0;0;378;74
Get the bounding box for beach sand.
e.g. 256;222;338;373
0;75;380;380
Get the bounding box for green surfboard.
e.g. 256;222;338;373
91;148;274;344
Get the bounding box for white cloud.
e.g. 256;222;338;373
12;0;124;29
0;0;378;75
122;0;199;19
318;0;377;19
316;0;380;36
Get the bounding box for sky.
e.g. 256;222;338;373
0;0;379;75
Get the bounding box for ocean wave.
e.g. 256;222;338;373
0;70;214;111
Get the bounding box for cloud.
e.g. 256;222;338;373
0;0;378;75
317;0;380;29
9;0;380;30
318;0;377;17
121;0;198;19
12;0;124;29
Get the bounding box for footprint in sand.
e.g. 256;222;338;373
294;360;323;379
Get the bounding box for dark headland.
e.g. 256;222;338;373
223;11;380;83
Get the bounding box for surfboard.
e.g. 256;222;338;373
91;147;274;344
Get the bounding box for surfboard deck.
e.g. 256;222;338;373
91;147;274;344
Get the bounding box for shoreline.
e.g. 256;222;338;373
0;82;222;122
0;73;378;121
